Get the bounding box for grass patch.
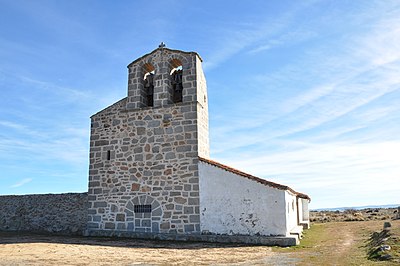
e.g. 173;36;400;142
273;223;327;252
273;220;400;265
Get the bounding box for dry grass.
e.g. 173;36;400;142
274;219;400;265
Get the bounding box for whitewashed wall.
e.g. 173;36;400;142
199;162;289;236
297;197;303;223
301;198;309;221
284;191;299;235
300;198;310;228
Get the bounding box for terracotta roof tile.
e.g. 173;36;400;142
199;157;310;201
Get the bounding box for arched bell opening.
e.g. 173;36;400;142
143;63;155;107
170;59;183;103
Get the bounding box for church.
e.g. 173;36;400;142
86;44;310;246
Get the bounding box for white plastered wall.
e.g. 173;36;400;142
300;198;310;228
285;191;300;235
301;198;310;221
199;162;289;236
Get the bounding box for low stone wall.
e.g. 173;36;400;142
86;230;299;246
0;193;88;235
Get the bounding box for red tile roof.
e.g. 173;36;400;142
199;157;310;201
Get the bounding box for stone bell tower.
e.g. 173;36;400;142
87;44;209;235
125;43;209;158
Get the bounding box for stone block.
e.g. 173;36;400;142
117;223;126;230
174;197;187;204
189;215;200;223
135;219;141;227
184;224;195;232
184;207;193;214
184;112;197;119
176;145;192;152
94;202;107;208
124;209;133;217
153;207;162;216
152;222;159;233
165;152;176;159
116;213;125;222
121;146;129;152
93;188;102;194
184;125;197;132
148;121;161;127
188;198;199;205
127;222;134;230
189;177;199;184
160;222;170;230
105;222;115;230
93;215;102;222
131;183;140;191
142;219;151;227
137;127;146;135
87;222;100;229
154;128;164;135
94;140;109;146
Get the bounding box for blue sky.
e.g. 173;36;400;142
0;0;399;209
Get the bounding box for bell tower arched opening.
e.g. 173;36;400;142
143;63;155;107
170;59;183;103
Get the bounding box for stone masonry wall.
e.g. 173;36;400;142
0;193;88;235
88;100;202;234
87;47;209;235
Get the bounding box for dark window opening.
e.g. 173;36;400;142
171;68;183;103
143;63;155;107
107;150;111;160
144;72;154;107
134;204;152;213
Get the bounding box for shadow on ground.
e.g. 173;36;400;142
0;231;256;250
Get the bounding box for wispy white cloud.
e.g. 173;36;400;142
203;2;316;70
0;120;26;130
247;29;317;55
10;178;33;188
18;75;93;102
217;140;400;208
207;3;400;209
211;3;400;155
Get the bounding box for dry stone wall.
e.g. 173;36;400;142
0;193;88;235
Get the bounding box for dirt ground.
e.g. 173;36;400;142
0;220;398;265
0;233;285;266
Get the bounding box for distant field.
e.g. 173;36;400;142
311;207;398;222
0;220;399;265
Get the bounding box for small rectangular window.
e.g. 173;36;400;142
107;150;111;160
134;204;152;213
